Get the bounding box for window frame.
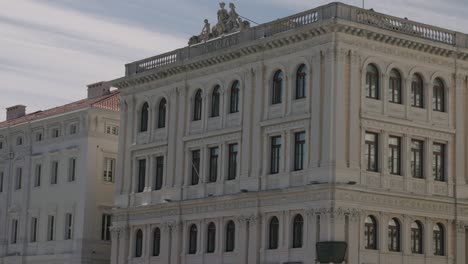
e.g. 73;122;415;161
268;216;279;250
139;102;149;132
272;70;283;104
433;223;445;256
292;214;304;248
229;81;240;113
270;136;281;174
388;136;401;175
433;143;445;182
191;150;201;185
411;139;424;179
211;86;221;117
365;132;379;172
152;228;161;256
135;229;143;257
294;131;306;171
433;78;445;112
388;218;401;252
154;156;164;190
137;159;146;193
225;220;235;252
411;74;424;108
295;64;307;99
208;147;219;183
364;216;377;250
365;64;380;99
157;98;167;129
101;214;112;241
389;69;402;104
411;221;423;254
193;90;203;121
227;143;238;181
188;224;198;254
207;222;216;253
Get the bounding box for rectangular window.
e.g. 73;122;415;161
388;136;401;175
51;161;58;184
101;214;111;241
35;132;43;142
51;128;60;138
191;150;200;185
209;147;219;183
31;217;38;242
15;167;22;190
411;140;424;178
103;158;116;183
154;156;164;190
64;213;73;240
0;171;3;192
365;132;379;172
47;215;55;241
34;164;42;187
270;136;281;174
433;143;445;182
294;132;306;171
11;219;18;244
137;159;146;193
70;124;77;135
227;143;238;180
68;158;76;182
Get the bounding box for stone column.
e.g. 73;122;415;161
174;86;187;188
166;88;180;188
247;215;261;264
455;221;466;264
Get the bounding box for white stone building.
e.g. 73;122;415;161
0;82;120;264
111;2;468;264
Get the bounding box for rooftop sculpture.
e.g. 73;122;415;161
189;2;251;45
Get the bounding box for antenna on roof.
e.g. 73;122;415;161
362;0;365;8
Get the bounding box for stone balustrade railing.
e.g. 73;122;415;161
125;2;466;76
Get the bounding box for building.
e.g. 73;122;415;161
0;82;120;264
110;2;468;264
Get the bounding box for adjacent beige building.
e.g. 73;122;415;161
111;2;468;264
0;83;120;264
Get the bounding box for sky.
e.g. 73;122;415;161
1;0;467;120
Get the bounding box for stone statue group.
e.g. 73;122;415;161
189;2;251;45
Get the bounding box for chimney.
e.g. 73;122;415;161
6;105;26;121
87;81;111;99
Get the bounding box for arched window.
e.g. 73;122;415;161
292;214;304;248
157;98;166;128
230;81;240;113
140;102;149;132
411;74;424;108
388;218;401;252
411;221;423;254
207;222;216;253
296;64;306;99
16;136;23;146
211;86;220;117
389;69;402;104
366;64;379;99
269;216;279;249
364;216;377;250
433;78;445;112
135;229;143;257
225;220;235;252
433;223;444;256
152;228;161;256
193;90;203;121
272;70;283;104
188;224;198;254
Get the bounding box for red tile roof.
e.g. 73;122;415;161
0;91;120;129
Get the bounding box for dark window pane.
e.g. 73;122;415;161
272;71;283;104
191;150;200;185
228;144;238;180
296;65;306;99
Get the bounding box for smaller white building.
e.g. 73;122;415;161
0;82;120;264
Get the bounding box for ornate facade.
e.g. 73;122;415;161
111;3;468;264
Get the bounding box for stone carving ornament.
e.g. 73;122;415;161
189;2;251;45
